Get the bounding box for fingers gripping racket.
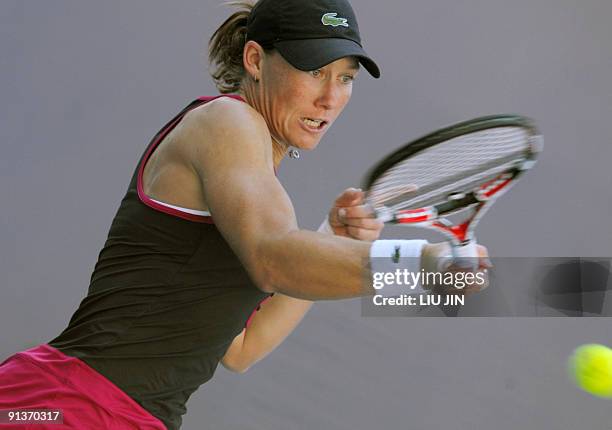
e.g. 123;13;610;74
363;114;543;270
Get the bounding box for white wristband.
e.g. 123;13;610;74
317;217;334;234
370;240;428;295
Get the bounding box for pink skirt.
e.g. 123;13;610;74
0;344;166;429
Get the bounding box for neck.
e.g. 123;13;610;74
272;139;289;167
238;85;289;170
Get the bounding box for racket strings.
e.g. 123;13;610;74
368;127;532;210
387;158;520;211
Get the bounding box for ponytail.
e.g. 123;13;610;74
208;1;255;93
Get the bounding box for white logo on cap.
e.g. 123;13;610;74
321;12;349;28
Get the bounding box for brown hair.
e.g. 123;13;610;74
208;1;256;94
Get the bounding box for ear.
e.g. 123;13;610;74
243;41;265;81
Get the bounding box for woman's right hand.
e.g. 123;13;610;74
421;242;492;295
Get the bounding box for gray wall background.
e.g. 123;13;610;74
2;1;611;429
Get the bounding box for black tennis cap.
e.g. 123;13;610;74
246;0;380;78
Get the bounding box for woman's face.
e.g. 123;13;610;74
258;51;359;152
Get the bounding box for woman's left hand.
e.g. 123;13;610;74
328;188;384;241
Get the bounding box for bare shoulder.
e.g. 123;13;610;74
181;96;271;156
177;97;274;179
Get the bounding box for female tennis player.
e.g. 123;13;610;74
0;0;489;428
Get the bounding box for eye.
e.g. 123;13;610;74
309;69;322;78
341;74;355;84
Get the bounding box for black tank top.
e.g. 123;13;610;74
49;95;272;430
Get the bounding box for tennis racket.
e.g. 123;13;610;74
363;114;543;274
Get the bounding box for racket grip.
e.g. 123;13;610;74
451;241;479;272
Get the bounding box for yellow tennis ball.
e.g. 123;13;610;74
569;343;612;398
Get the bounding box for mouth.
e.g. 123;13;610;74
300;117;328;131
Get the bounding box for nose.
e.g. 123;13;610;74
315;80;342;111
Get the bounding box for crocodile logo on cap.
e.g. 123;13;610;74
321;12;349;28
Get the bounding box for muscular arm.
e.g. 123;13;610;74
220;217;345;373
183;97;372;300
